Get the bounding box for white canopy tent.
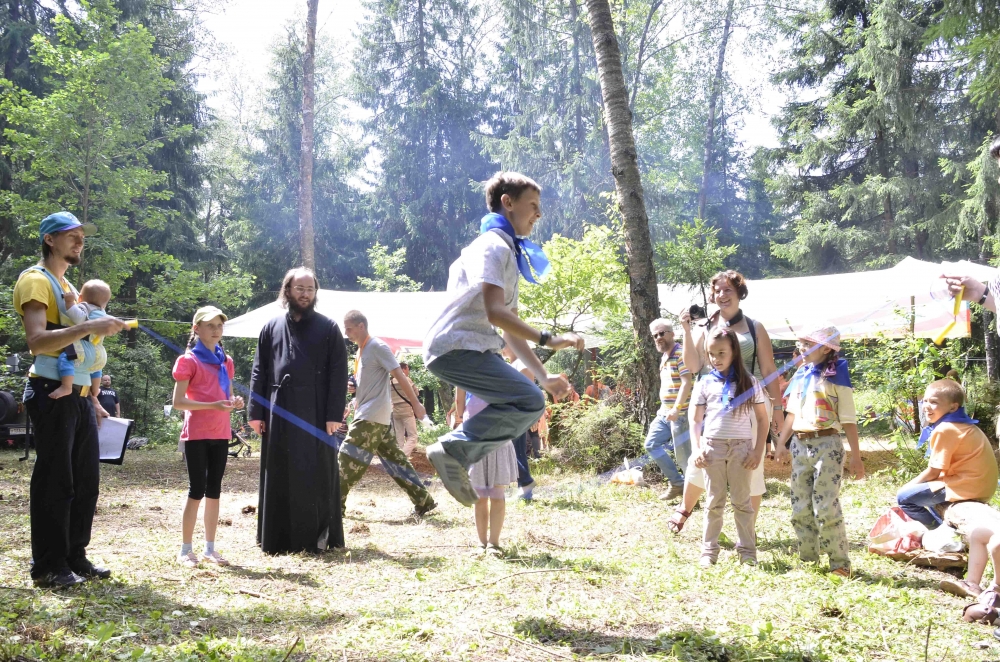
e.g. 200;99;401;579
658;257;997;340
222;258;998;348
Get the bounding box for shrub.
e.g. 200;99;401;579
547;401;644;474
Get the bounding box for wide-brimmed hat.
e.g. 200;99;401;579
798;325;841;352
192;306;228;325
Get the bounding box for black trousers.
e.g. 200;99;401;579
184;439;229;500
24;377;100;578
512;431;534;488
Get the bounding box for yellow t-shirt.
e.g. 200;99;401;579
12;268;72;359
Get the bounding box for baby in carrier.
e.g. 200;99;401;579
50;279;112;400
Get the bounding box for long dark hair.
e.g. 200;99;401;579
707;327;756;417
278;266;319;309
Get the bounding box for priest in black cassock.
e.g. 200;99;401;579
249;267;349;554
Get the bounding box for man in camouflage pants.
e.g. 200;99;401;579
339;310;436;518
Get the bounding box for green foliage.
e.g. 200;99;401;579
655;217;736;308
547;402;644;474
0;0;189;289
519;225;628;334
104;334;180;443
357;243;422;292
852;332;967;433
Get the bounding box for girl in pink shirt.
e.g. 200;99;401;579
171;306;243;568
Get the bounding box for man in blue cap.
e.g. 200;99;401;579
12;212;128;588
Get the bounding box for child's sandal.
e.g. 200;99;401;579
667;508;691;534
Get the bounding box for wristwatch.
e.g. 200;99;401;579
979;285;990;306
538;330;551;347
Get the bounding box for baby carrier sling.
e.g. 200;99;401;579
22;265;106;385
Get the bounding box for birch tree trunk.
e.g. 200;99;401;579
585;0;660;423
298;0;318;270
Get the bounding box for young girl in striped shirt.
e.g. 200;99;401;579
690;327;770;566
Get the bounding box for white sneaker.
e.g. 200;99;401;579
202;551;230;567
178;551;199;568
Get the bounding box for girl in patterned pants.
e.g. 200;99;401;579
776;326;865;577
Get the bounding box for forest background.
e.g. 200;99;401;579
0;0;999;441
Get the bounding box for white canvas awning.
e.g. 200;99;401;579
222;291;452;353
657;257;997;340
222;258;998;349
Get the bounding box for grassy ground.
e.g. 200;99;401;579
1;440;999;661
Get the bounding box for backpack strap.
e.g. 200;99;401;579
744;314;759;375
21;265;77;324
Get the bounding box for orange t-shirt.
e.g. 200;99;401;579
927;422;999;502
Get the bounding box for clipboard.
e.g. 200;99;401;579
98;416;134;465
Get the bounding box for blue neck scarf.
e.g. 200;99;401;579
917;407;978;449
480;213;551;284
191;340;231;399
784;358;853;400
708;366;737;410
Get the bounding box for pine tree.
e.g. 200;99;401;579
353;0;497;288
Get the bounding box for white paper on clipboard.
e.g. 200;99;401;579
98;416;133;465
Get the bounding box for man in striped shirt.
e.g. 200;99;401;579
644;319;694;501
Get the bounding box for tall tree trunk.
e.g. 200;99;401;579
298;0;318;270
585;0;660;424
697;0;734;222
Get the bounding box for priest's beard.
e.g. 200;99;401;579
288;297;316;317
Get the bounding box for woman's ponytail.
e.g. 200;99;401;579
186;329;197;350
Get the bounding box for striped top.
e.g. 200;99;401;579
658;344;691;416
693;374;765;439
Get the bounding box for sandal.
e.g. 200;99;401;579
667;508;691;534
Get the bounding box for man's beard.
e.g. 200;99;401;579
288;297;316;316
63;253;81;265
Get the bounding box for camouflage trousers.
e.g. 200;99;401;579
789;434;850;571
339;419;434;514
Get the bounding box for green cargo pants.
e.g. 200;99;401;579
339;419;434;515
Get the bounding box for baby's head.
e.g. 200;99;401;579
922;379;964;425
79;279;112;309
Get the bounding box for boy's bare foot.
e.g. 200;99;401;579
49;384;73;399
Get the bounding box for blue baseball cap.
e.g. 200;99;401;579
39;212;97;243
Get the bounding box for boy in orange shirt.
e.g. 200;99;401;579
896;379;998;529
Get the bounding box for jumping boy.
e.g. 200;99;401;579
422;172;584;505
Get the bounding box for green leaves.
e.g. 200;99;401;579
358;243;422;292
655;217;735;308
519;225;628;334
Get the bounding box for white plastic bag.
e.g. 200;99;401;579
922;523;965;553
610;457;645;486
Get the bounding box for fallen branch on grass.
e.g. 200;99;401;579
239;589;265;598
485;629;574;660
280;636;300;662
440;568;573;593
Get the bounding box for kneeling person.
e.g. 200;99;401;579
897;379;998;528
339;310;436;517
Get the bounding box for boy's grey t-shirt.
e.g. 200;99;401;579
355;337;400;426
423;229;519;365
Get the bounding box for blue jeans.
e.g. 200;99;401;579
896;482;948;528
427;350;546;467
644;414;690;487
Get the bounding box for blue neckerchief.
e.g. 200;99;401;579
191;340;231;399
480;213;551;284
784;358;852;401
917;407;978;449
708;366;736;410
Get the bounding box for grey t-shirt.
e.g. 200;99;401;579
423;229;519;365
354;337;400;426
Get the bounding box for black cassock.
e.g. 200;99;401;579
249;310;348;554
